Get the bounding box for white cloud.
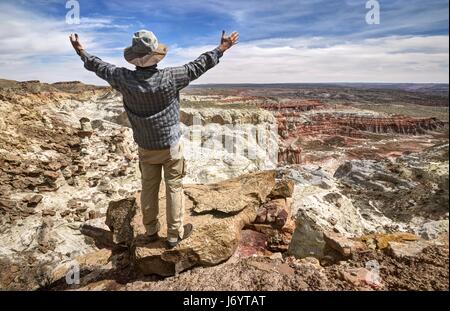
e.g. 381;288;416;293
165;35;449;84
0;2;448;84
0;3;115;60
0;2;133;83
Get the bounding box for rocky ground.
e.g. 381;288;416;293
76;242;449;291
0;79;448;291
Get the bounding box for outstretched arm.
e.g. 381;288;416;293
171;31;239;90
69;33;122;88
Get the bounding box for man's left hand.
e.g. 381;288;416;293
218;31;239;53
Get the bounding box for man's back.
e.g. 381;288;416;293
80;48;223;149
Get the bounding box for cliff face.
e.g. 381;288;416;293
260;99;447;165
0;84;142;290
306;114;443;135
179;108;279;183
276;114;445;139
273;104;445;138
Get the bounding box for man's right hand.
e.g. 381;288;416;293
69;33;85;56
218;31;239;53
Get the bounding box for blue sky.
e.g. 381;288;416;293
0;0;448;83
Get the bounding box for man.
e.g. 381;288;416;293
69;30;239;248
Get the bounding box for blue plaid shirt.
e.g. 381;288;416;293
80;48;223;149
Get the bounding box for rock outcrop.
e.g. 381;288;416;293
104;170;276;276
286;144;449;259
334;143;449;225
180;108;279;184
248;179;295;252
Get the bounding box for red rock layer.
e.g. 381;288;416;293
278;114;445;137
309;114;444;135
260;99;446;165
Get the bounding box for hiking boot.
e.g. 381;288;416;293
167;223;193;249
146;232;160;243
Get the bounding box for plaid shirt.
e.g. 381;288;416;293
80;48;223;149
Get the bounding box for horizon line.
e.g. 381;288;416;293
1;78;449;87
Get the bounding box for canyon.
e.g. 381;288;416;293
0;79;448;290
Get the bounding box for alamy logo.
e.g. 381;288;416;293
66;0;80;25
182;115;279;166
65;263;80;285
365;260;382;287
366;0;380;25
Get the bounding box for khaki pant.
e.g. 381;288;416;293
138;141;185;241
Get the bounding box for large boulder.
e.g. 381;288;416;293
387;240;430;259
105;198;136;245
268;179;294;199
184;171;276;214
288;209;327;258
415;220;449;240
105;170;276;276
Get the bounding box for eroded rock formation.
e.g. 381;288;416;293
102;171;278;276
0;80;448;291
285;144;449;260
261;98;447;165
179;107;279;183
302;113;444;135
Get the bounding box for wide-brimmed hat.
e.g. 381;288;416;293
124;30;168;67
